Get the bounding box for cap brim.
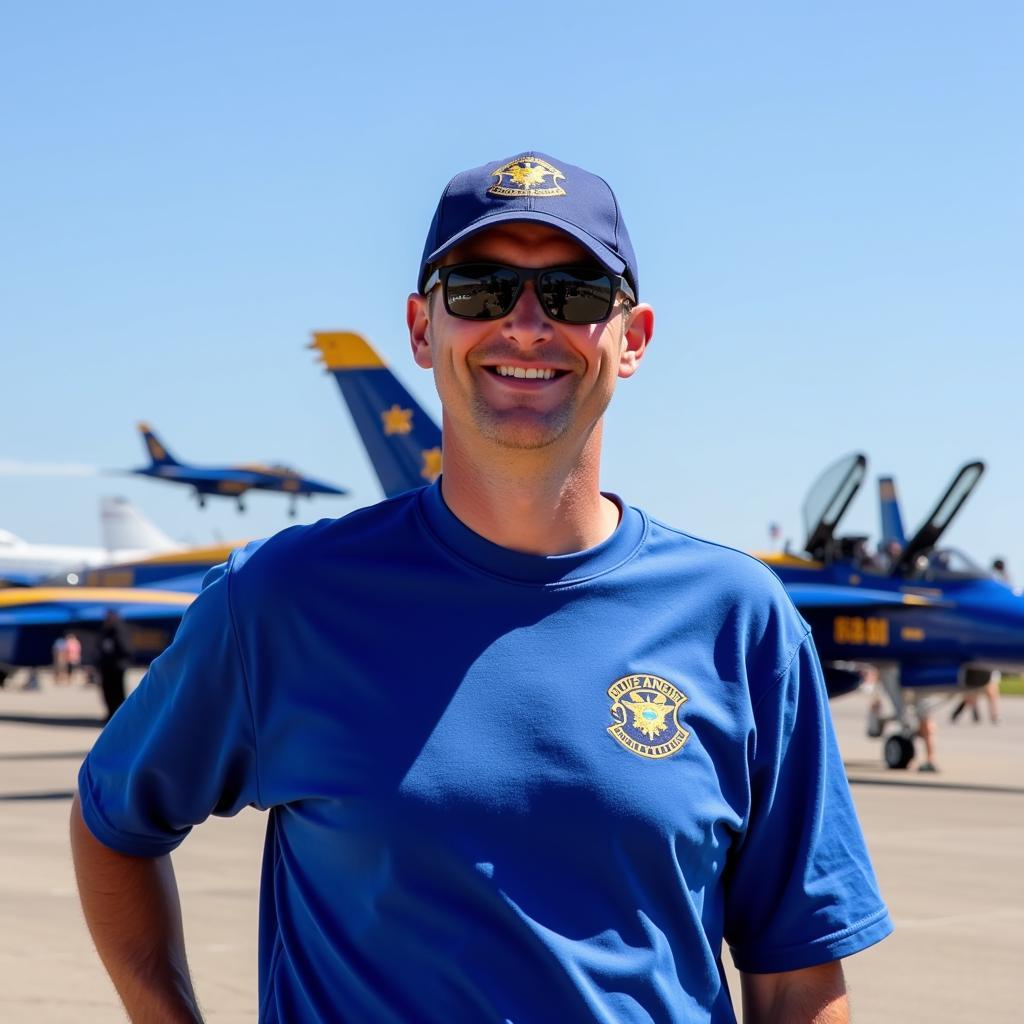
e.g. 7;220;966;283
423;211;626;290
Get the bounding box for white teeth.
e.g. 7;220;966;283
496;366;556;380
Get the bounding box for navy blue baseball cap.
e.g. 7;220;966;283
418;151;639;298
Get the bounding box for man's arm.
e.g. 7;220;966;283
741;961;849;1024
70;793;203;1023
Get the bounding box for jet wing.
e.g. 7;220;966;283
0;586;193;624
0;587;194;666
786;582;950;611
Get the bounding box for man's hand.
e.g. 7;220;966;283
741;960;849;1023
70;793;203;1022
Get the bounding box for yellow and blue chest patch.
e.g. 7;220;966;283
607;674;689;760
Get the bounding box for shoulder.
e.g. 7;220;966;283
643;514;797;611
638;512;811;683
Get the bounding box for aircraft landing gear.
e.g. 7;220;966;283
196;492;206;509
884;734;915;770
237;496;246;513
288;497;298;518
874;665;922;770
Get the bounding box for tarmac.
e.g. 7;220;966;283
1;672;1022;1023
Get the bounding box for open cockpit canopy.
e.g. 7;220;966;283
892;461;985;576
802;453;867;561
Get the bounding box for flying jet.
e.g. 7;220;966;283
1;361;366;679
130;422;349;514
0;497;179;586
312;332;1024;770
0;413;354;675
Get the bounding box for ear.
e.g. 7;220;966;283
618;303;654;379
407;293;433;369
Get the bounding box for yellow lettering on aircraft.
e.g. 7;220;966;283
833;616;890;647
85;569;135;587
421;447;442;482
127;627;172;652
382;405;413;436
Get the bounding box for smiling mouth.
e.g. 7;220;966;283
486;365;568;381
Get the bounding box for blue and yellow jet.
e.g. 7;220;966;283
759;453;1024;767
0;542;237;677
131;422;349;515
313;333;1024;770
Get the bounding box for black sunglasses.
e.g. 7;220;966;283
422;262;636;324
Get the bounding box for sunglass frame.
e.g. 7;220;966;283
422;262;636;324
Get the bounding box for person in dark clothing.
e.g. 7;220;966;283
95;611;130;722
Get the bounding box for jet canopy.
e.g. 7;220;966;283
802;453;867;561
892;461;986;578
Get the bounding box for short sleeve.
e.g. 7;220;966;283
724;634;893;973
77;558;263;857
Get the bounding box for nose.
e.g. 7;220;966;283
501;282;553;346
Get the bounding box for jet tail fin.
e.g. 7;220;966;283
877;476;907;549
101;497;177;553
311;332;442;498
137;422;180;467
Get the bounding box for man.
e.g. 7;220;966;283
94;610;130;721
71;152;891;1023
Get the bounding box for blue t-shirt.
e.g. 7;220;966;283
79;483;891;1023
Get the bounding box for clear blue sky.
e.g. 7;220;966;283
2;4;1021;574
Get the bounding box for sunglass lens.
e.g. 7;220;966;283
539;269;615;323
445;265;519;319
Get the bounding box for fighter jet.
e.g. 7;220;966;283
131;422;349;515
760;454;1024;768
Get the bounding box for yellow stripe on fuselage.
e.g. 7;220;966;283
754;552;825;569
126;543;244;566
0;587;195;608
234;464;298;478
310;331;386;370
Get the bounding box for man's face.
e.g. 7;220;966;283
407;222;650;454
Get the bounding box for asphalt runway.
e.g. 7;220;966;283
1;672;1021;1022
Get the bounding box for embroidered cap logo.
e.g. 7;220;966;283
488;157;567;198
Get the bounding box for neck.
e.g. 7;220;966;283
438;421;620;555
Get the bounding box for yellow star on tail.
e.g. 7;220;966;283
421;447;442;481
382;404;413;436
